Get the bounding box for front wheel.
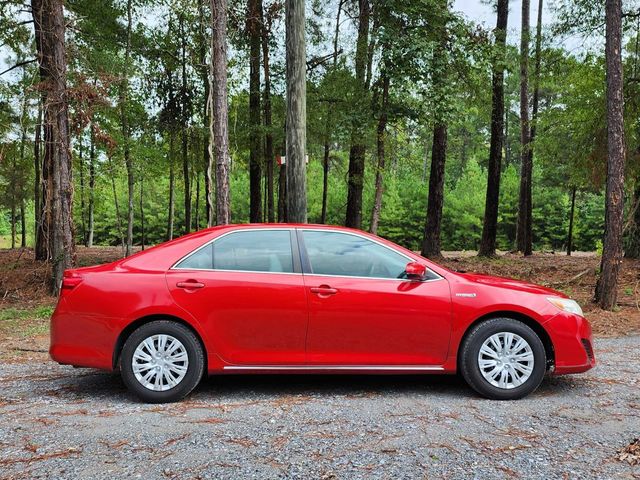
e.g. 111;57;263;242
459;318;546;400
120;321;205;403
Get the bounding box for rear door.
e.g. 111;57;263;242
299;229;451;366
166;228;308;365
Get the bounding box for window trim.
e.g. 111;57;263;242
169;228;301;275
297;228;443;283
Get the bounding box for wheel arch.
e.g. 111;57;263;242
458;311;555;371
112;314;208;371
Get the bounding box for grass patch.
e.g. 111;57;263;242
0;305;53;338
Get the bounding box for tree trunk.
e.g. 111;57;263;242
285;0;307;223
248;0;262;222
421;6;449;259
34;101;43;256
211;0;231;225
108;153;125;255
87;120;95;247
18;68;28;249
10;203;16;249
595;0;626;310
180;14;191;233
370;72;389;235
321;142;330;224
567;186;576;256
167;129;176;239
261;1;275;223
421;124;447;259
32;0;75;294
120;0;134;257
20;201;26;248
516;0;533;256
140;176;145;250
479;0;508;257
278;157;287;222
345;0;370;228
195;168;200;229
78;135;86;245
198;0;214;227
320;0;343;224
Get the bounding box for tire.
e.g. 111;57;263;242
120;320;205;403
459;318;546;400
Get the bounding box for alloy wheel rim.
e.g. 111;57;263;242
477;332;534;390
132;334;189;392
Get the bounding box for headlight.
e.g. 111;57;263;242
547;297;583;317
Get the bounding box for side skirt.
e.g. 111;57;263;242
221;365;445;373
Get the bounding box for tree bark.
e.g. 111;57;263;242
248;0;263;222
277;153;287;221
20;201;26;248
139;176;145;249
595;0;626;310
478;0;508;257
32;0;75;294
370;72;389;235
10;201;16;249
211;0;231;225
421;6;449;259
78;135;86;245
108;153;125;255
167;129;176;239
345;0;370;228
421;124;447;259
320;0;343;224
180;14;191;233
34;101;43;255
198;0;214;227
120;0;134;256
87;120;95;247
261;0;275;223
285;0;307;223
567;186;576;256
516;0;533;256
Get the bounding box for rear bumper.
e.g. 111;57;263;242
49;297;117;371
543;311;596;374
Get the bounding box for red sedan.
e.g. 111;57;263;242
50;224;595;402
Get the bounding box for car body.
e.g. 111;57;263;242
50;224;595;402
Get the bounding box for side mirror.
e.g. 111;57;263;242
405;262;426;280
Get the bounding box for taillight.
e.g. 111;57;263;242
61;272;83;291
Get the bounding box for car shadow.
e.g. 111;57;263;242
197;373;473;400
47;368;590;404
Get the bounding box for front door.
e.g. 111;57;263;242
167;228;308;365
300;229;451;366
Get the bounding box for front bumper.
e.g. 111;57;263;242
543;311;595;374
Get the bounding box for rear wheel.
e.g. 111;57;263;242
120;321;204;403
459;318;546;400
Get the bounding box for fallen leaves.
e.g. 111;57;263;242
617;438;640;466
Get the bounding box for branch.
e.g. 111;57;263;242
307;49;344;71
0;58;37;76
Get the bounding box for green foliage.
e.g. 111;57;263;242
0;0;632;256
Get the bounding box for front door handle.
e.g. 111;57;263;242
310;285;338;296
176;280;205;289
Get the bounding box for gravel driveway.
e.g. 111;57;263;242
0;336;638;480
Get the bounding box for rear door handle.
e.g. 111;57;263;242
176;281;205;289
310;285;338;296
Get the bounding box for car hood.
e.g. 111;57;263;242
457;272;567;297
